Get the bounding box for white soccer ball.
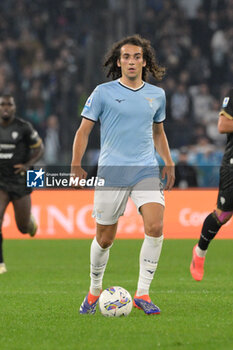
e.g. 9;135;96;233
99;286;133;317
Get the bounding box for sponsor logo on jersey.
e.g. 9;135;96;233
0;144;15;150
27;168;45;187
0;153;13;159
11;131;18;139
222;97;229;107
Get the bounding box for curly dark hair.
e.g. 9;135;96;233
103;34;166;81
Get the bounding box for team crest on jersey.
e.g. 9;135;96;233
222;97;229;107
11;131;18;139
145;97;155;108
220;196;226;205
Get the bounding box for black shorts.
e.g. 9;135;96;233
0;175;32;200
217;165;233;211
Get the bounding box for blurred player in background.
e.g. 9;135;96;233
0;95;44;274
190;90;233;281
71;35;175;315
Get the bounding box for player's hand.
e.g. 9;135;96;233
161;163;175;191
13;163;28;175
70;165;87;189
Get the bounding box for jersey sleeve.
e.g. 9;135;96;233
81;86;102;122
24;122;42;148
220;89;233;120
153;89;166;123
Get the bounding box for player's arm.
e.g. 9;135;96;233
218;113;233;133
26;140;44;166
153;122;175;190
70;118;95;181
14;139;44;174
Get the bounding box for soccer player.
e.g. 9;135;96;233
71;35;175;315
190;90;233;281
0;95;44;274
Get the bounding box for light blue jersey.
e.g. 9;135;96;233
81;79;166;186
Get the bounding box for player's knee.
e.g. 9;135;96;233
214;210;233;225
98;236;113;249
146;222;163;237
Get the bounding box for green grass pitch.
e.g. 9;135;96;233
0;239;232;350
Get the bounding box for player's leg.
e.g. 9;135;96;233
133;202;164;314
80;223;118;315
0;190;10;274
190;208;232;281
197;208;232;253
12;194;37;236
90;222;118;296
131;178;165;314
137;202;164;293
80;187;129;314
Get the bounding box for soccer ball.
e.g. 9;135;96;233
99;286;133;317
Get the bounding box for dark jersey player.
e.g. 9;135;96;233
190;89;233;281
0;95;44;274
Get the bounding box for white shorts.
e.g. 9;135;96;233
92;177;165;225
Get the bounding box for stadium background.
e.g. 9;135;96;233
4;190;233;239
1;2;233;350
1;0;232;237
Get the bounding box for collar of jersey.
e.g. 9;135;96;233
118;79;145;91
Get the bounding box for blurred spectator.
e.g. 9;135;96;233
174;147;198;188
170;83;192;122
191;83;214;122
210;29;228;84
191;136;222;187
177;0;202;19
0;0;231;187
194;136;215;154
203;99;226;145
186;47;210;85
43;115;60;165
189;7;212;56
191;124;207;145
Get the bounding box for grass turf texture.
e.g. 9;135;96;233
0;240;232;350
